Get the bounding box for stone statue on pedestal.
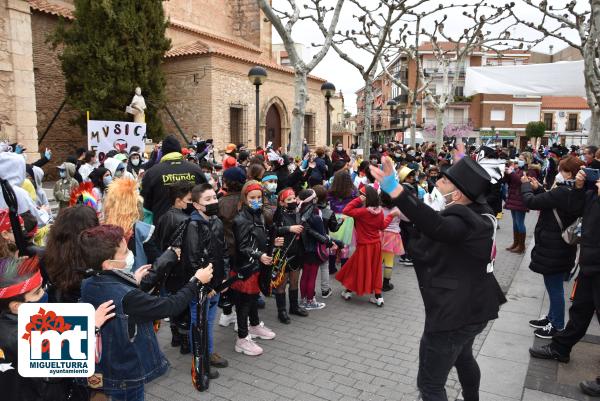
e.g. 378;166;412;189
126;87;146;123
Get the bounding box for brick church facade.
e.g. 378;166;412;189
1;0;327;168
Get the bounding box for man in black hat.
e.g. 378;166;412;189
371;156;506;401
141;135;207;224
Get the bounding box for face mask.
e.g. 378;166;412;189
110;250;134;271
337;146;343;152
517;160;525;168
378;147;383;152
249;199;262;210
394;153;401;158
59;170;66;178
184;202;195;214
131;158;140;166
32;291;49;304
288;164;296;173
442;190;458;208
202;202;219;217
103;175;113;186
555;172;565;184
204;173;212;182
286;202;297;211
266;183;277;193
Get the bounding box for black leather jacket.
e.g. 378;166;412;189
182;211;230;288
232;206;270;271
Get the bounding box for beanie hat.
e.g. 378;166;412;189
223;166;246;184
162;135;182;155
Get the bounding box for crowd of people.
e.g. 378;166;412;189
0;134;599;401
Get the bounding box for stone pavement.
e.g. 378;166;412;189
144;211;538;401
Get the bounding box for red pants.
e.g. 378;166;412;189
300;262;319;300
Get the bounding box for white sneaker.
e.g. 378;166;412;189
341;289;352;300
304;297;326;310
235;335;263;356
248;321;276;340
369;296;384;307
218;311;237;327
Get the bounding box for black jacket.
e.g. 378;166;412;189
393;190;506;332
139;248;180;293
232;206;271;272
155;207;189;251
570;188;600;276
521;182;578;275
140;156;206;224
182;211;230;289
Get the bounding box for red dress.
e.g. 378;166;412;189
335;197;393;296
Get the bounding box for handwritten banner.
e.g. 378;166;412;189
87;120;146;157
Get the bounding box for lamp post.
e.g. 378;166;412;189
321;82;336;147
248;66;267;149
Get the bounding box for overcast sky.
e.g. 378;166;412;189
271;0;588;113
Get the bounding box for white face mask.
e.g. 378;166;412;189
266;183;277;193
441;190;458;208
337;146;343;152
110;250;135;272
131;158;140;166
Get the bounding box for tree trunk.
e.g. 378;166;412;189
435;109;444;147
410;107;418;148
362;79;374;158
589;108;600;146
289;71;308;158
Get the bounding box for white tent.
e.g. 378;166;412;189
464;60;586;97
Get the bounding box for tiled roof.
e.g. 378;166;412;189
169;19;262;54
29;0;74;20
541;96;589;110
165;40;326;82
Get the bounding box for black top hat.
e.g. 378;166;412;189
442;157;491;204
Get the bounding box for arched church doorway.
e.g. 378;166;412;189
265;104;282;150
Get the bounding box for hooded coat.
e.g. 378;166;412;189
0;151;42;224
32;166;49;208
53;163;79;209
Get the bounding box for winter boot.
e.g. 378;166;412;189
506;231;518;251
512;232;526;254
382;278;394;292
288;289;308;317
275;292;290;324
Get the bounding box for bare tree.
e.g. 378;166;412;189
417;2;535;146
258;0;344;157
505;0;599;145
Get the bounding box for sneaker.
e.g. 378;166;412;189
304;298;326;310
529;343;570;363
529;316;550;329
401;257;413;266
219;311;237;327
235;335;263;356
534;323;559;339
369;296;384;307
299;297;308;309
248;322;276;340
341;289;352;300
209;352;228;368
321;288;332;298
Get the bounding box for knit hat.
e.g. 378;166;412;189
162;135;182;155
223;166;246;184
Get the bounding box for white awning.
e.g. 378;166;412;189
464;60;586;97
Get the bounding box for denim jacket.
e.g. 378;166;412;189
80;272;169;390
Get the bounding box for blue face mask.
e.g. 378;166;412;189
517;160;525;168
249;199;262;210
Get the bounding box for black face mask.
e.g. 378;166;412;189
203;202;219;217
184;202;195;215
285;202;297;211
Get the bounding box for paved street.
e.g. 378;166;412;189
145;212;538;401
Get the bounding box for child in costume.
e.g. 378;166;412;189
380;192;405;292
336;185;397;306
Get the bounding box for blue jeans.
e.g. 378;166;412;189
544;273;565;330
511;210;526;233
189;293;220;355
105;385;144;401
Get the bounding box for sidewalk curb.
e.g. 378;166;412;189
475;239;546;401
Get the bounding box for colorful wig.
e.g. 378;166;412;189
69;182;99;211
102;177;142;237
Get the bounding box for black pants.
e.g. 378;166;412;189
553;273;600;355
418;322;487;401
234;292;260;339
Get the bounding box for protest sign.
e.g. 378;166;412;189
87;120;146;159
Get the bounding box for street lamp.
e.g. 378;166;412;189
248;66;267;149
321;82;336;146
